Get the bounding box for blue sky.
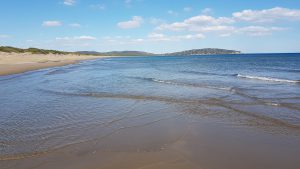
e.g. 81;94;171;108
0;0;300;53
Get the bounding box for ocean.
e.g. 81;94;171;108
1;53;300;169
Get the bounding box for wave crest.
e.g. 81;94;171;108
236;74;300;84
129;76;233;91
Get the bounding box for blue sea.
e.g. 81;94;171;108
1;53;300;169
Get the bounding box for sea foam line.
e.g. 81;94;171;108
237;74;300;83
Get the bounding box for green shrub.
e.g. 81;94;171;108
0;46;71;55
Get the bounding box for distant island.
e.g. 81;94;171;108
163;48;241;56
0;46;241;56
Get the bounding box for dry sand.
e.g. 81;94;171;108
0;52;110;76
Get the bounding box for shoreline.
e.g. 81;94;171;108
0;52;112;76
0;60;79;76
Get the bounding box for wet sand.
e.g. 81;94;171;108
1;113;299;169
1;98;300;169
0;52;109;76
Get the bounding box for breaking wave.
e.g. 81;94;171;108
180;70;237;77
129;76;233;91
236;74;300;84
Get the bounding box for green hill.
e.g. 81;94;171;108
0;46;71;55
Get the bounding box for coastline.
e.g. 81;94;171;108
0;52;111;76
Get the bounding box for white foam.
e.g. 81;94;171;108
237;74;300;83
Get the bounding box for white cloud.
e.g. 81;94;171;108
148;33;170;41
90;4;105;10
185;15;234;25
189;25;236;32
156;7;294;37
202;8;212;15
102;33;205;45
237;26;287;36
156;15;234;32
160;7;300;32
42;21;62;27
149;18;165;25
219;33;231;37
117;16;143;29
188;25;286;36
148;33;205;41
69;23;81;28
103;36;131;40
0;34;10;38
63;0;76;6
75;36;97;40
124;0;134;7
179;34;205;40
167;10;178;16
183;7;192;12
233;7;300;23
56;36;96;41
54;35;97;47
103;36;144;45
130;38;145;43
157;22;187;31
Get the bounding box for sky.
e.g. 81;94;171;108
0;0;300;53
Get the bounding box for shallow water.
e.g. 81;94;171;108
1;54;300;169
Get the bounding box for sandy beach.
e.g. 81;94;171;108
1;0;300;168
1;54;300;169
0;52;109;76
